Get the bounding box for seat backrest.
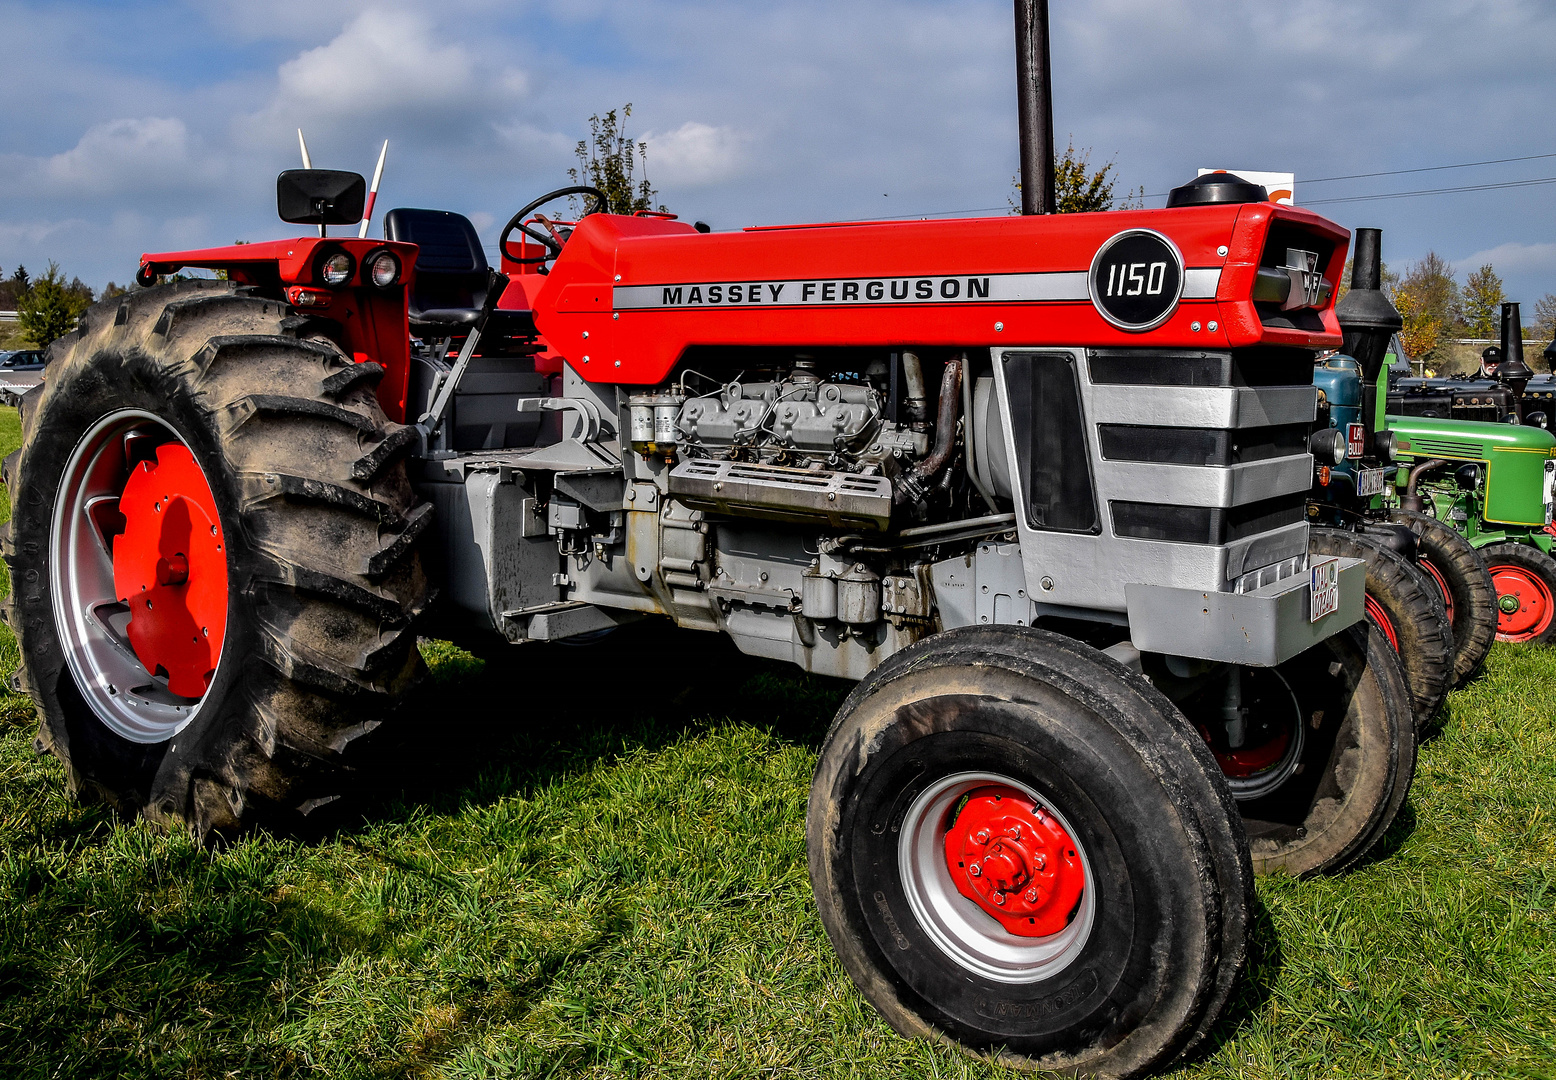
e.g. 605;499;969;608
384;207;489;313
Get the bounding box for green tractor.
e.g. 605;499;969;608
1304;230;1494;710
1386;303;1556;644
1386;411;1556;643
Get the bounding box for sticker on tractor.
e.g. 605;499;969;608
1346;423;1366;461
1356;467;1386;497
1309;557;1340;622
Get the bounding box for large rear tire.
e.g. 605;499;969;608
1387;509;1497;686
807;626;1250;1078
1310;526;1453;729
1;281;432;839
1480;541;1556;645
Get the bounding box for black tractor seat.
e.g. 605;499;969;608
383;207;534;336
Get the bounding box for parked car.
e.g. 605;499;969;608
0;350;45;371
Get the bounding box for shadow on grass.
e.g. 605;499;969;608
1176;890;1285;1069
348;619;852;830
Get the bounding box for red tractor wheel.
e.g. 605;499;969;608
2;281;432;838
808;626;1250;1077
1480;542;1556;645
1388;509;1497;686
1310;526;1454;729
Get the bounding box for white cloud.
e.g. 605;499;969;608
1455;242;1556;278
276;9;474;112
643;122;747;187
42;118;214;194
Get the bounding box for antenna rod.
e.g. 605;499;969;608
1014;0;1056;215
297;129;324;237
360;140;389;239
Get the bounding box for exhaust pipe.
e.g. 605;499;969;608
1334;227;1402;450
1014;0;1055;216
1497;301;1533;397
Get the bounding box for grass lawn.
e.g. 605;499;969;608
0;401;1552;1078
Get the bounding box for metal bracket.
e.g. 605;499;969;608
516;396;603;442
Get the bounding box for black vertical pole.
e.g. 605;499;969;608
1015;0;1055;216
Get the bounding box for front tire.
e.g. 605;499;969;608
1310;525;1453;729
1387;508;1497;685
1480;541;1556;645
1170;625;1416;877
807;626;1250;1078
1;281;432;838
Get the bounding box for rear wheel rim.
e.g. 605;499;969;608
1489;563;1555;641
49;410;229;743
899;770;1095;985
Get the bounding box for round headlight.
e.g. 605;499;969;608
367;250;400;288
321;251;354;287
1372;429;1398;463
1310;427;1347;465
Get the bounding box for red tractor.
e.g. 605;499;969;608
2;5;1415;1075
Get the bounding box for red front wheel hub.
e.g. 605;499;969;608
943;785;1085;937
111;443;229;697
1490;564;1555;641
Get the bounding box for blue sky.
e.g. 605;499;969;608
2;0;1553;314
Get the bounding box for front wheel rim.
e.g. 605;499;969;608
1489;563;1555;641
898;771;1096;985
1365;593;1400;652
1418;557;1455;624
49;410;230;743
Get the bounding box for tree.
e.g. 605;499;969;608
1460;264;1505;339
1009;139;1142;213
1530;292;1556;347
0;265;29;311
1389;252;1459;365
568;104;665;216
1393;281;1443;365
16;262;90;348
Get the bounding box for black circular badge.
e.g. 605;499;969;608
1088;229;1184;332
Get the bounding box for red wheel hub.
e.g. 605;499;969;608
1489;564;1555;641
1365;592;1399;652
1210;726;1291;777
111;442;228;697
1418;557;1454;623
943;785;1085;937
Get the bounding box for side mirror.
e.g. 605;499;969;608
277;170;366;225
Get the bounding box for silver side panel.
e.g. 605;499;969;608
1103;454;1314;506
1088;384;1316;428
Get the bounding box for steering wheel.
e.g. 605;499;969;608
499;185;610;265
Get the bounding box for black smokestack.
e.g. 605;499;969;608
1015;0;1055;216
1497;301;1533;395
1335;228;1402;448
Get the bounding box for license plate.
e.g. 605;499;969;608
1356;467;1386;497
1310;557;1340;622
1346;422;1366;460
